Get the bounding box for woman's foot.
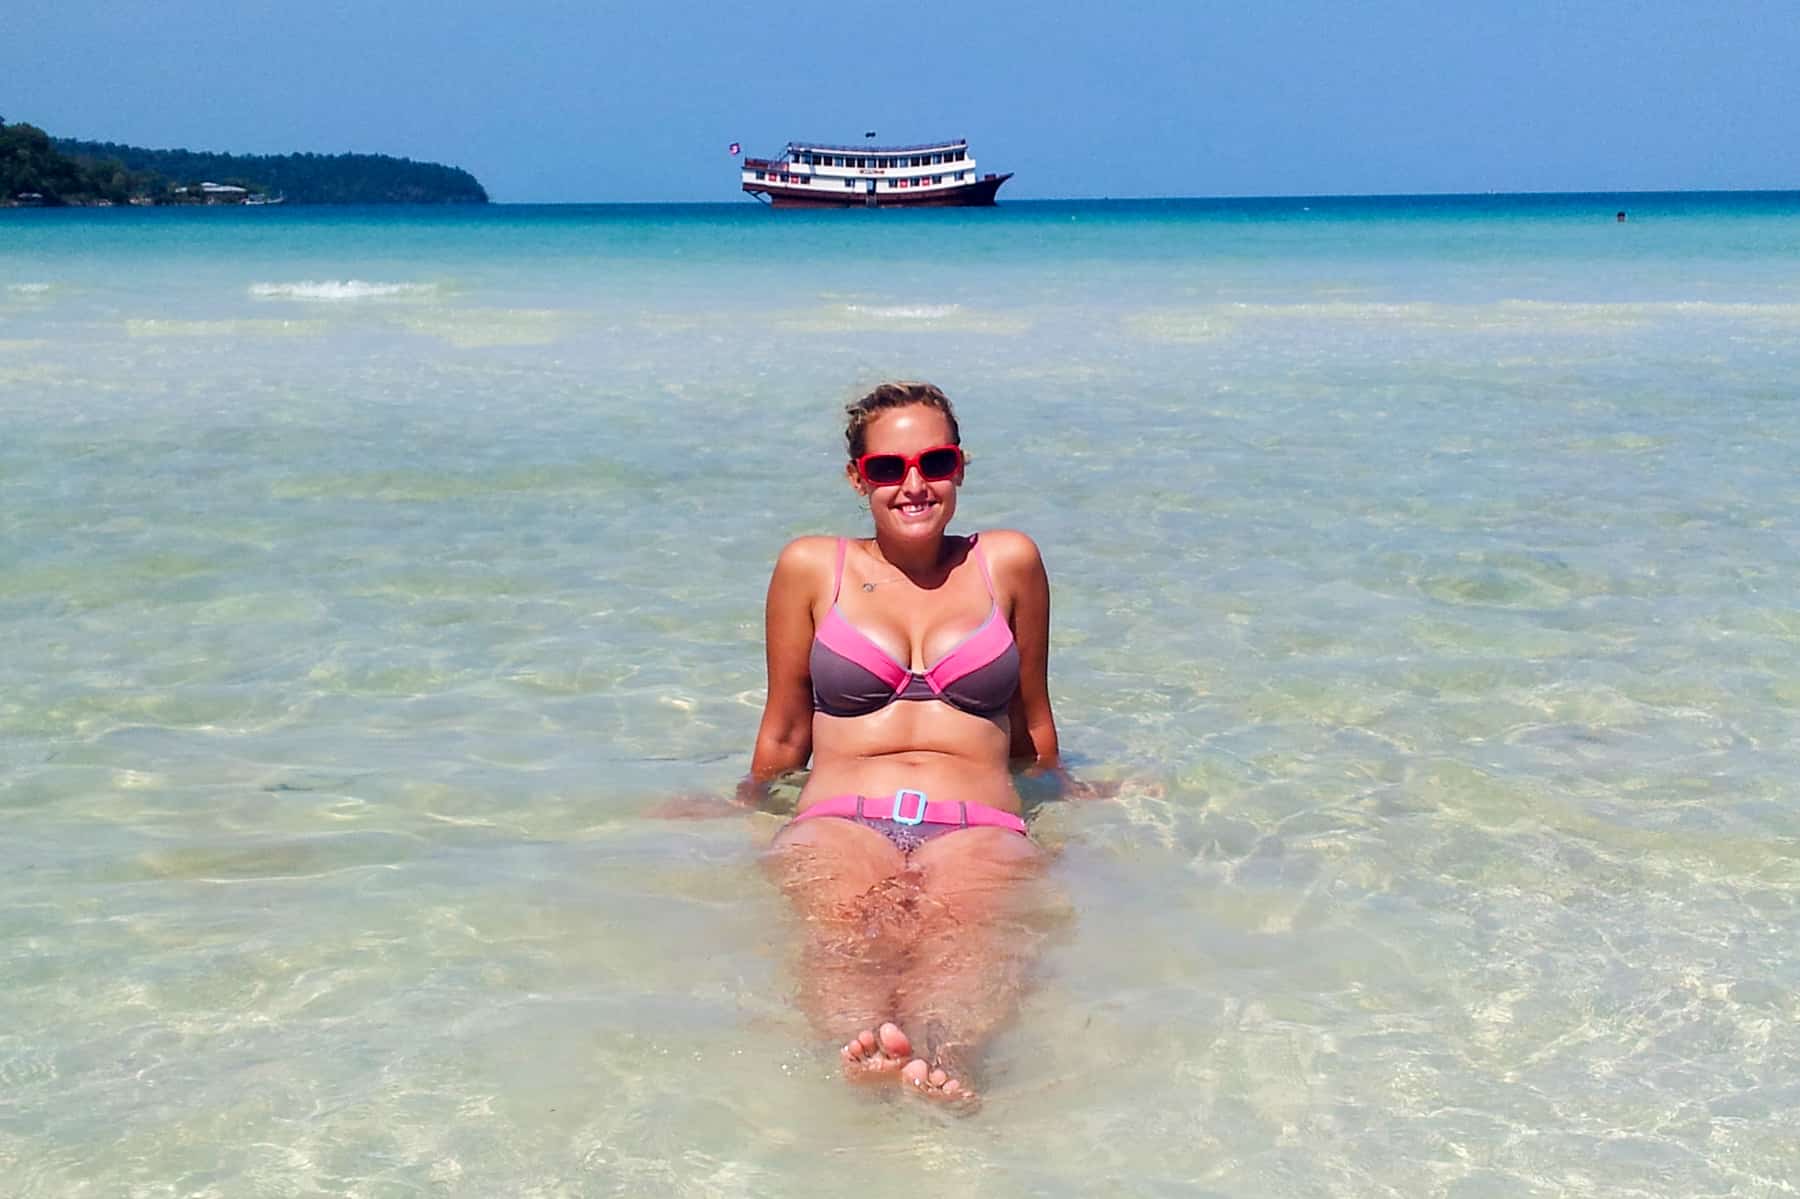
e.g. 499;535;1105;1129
899;1056;973;1104
841;1021;913;1079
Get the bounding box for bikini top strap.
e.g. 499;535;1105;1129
969;532;997;600
830;537;848;603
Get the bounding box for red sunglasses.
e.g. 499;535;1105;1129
855;444;964;486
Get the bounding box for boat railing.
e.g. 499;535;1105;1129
787;139;967;155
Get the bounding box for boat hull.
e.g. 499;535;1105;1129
744;173;1012;209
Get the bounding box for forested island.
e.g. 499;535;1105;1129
1;118;488;206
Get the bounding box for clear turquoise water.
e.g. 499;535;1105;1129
4;196;1799;1196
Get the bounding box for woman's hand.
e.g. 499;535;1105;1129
644;792;752;820
644;775;770;820
1059;774;1124;801
1017;763;1124;801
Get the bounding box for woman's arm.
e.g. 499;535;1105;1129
746;537;827;796
993;530;1119;798
989;530;1061;770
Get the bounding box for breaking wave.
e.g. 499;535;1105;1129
844;303;961;320
6;283;53;295
249;280;440;302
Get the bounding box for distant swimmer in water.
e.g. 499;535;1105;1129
1617;211;1628;222
742;381;1097;1105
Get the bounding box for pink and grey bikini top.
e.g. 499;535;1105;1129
810;536;1020;719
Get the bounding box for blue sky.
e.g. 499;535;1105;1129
11;0;1798;202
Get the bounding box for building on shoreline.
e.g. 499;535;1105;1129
173;182;251;204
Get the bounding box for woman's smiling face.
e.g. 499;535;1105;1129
847;403;963;541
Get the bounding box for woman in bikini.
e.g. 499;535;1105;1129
748;381;1064;1103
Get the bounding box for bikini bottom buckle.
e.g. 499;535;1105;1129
891;789;928;825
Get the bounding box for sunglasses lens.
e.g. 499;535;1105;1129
862;455;906;485
919;448;961;479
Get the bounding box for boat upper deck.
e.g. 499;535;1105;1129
787;138;967;156
746;142;974;177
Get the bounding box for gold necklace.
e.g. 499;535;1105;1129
856;541;953;592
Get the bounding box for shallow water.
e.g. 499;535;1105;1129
4;197;1799;1196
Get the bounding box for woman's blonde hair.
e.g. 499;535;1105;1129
844;381;961;459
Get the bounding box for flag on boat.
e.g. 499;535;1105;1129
728;142;740;155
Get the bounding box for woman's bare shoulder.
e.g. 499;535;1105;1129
771;535;842;584
973;528;1045;574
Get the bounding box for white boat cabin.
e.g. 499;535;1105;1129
743;139;981;196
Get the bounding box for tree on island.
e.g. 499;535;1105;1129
56;138;489;204
1;118;158;205
2;116;489;206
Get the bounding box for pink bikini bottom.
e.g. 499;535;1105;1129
791;790;1028;854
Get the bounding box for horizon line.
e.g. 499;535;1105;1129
483;186;1800;206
